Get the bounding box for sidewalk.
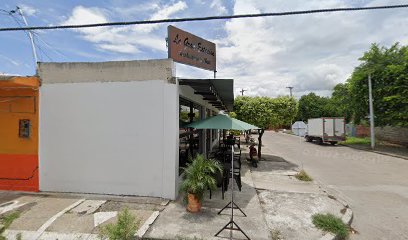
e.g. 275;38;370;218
1;150;352;240
341;143;408;160
144;163;270;240
0;193;167;240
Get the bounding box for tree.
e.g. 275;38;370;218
330;83;353;123
348;43;408;126
296;93;331;121
234;96;297;158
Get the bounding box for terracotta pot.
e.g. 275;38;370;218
187;193;201;213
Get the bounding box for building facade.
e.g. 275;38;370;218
36;59;233;199
0;76;39;191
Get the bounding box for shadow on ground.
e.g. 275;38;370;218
255;154;299;173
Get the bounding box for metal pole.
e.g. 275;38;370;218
368;73;375;149
286;86;293;97
230;145;234;239
17;6;38;64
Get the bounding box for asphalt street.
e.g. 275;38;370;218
261;131;408;240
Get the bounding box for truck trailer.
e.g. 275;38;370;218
305;117;346;145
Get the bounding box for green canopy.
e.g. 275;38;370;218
185;114;259;130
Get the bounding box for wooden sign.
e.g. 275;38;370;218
168;25;216;72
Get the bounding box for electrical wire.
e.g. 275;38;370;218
6;8;68;61
31;31;69;60
1;4;408;32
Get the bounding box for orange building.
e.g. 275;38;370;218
0;75;39;191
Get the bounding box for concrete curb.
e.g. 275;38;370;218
136;211;160;239
340;143;408;161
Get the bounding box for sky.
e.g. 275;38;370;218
1;0;408;98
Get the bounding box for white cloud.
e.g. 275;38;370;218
151;1;187;20
59;0;408;99
210;0;228;14
19;4;38;16
212;0;408;98
63;2;187;54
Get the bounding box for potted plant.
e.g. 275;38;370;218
180;154;222;213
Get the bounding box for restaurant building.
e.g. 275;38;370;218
37;59;233;199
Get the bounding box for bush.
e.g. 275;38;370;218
295;170;313;181
99;208;140;240
312;213;349;239
342;137;371;145
180;154;222;201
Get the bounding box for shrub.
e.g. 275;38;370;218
98;208;140;240
295;170;313;181
180;154;222;201
312;213;349;239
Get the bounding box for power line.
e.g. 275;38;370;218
1;4;408;32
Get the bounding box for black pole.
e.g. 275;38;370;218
215;145;250;240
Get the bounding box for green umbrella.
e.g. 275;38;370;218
185;114;259;130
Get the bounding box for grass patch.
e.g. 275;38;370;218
312;213;349;239
271;229;284;240
0;211;21;240
1;211;20;229
341;137;371;145
98;208;140;240
295;170;313;181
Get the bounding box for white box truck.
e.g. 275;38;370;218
305;117;346;145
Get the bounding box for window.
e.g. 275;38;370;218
179;97;203;174
19;119;31;138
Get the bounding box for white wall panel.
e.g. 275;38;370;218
39;80;178;199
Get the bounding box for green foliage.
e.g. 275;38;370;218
294;170;313;182
0;211;21;240
229;130;241;136
348;43;408;126
98;208;140;240
1;212;20;229
180;154;222;201
296;93;340;121
228;111;237;118
312;213;349;239
234;96;297;129
234;96;297;158
341;137;371;145
271;229;284;240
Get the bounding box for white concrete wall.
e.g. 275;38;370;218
39;80;179;199
38;59;173;84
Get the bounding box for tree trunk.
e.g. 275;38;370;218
258;129;264;159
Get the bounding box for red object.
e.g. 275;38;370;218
0;154;39;192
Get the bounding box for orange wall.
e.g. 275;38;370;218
0;77;39;191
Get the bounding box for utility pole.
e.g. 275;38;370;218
286;86;294;97
239;88;247;96
368;73;375;149
15;6;38;64
286;86;294;128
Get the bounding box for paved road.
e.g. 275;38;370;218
261;131;408;240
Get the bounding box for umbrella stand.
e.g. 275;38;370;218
215;145;251;240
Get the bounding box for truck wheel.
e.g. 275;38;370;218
317;138;323;145
305;136;312;142
330;141;337;145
